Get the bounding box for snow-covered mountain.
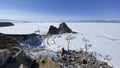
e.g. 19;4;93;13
0;22;120;68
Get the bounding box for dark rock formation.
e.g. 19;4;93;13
47;22;73;35
47;25;59;35
2;57;21;68
61;47;66;56
82;59;87;64
0;36;19;49
0;49;12;66
0;33;42;49
10;47;35;68
0;47;39;68
0;22;14;27
0;33;41;68
58;22;72;34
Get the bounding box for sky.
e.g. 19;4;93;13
0;0;120;21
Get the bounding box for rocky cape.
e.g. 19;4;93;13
0;22;14;27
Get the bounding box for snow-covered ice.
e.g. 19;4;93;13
0;22;120;68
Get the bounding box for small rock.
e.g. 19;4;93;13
82;59;88;64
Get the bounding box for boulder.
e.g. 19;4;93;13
47;25;59;35
0;49;12;66
58;22;72;34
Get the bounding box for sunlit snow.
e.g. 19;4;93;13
0;22;120;68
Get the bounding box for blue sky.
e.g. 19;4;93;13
0;0;120;21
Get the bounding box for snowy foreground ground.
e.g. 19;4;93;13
0;22;120;68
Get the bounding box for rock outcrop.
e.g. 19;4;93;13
47;22;72;35
2;58;21;68
0;22;14;27
58;22;72;34
0;33;42;49
0;47;39;68
0;37;18;49
10;47;35;68
47;25;59;35
0;49;12;66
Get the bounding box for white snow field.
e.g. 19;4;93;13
0;22;120;68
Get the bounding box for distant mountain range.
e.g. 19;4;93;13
65;20;120;23
0;19;120;23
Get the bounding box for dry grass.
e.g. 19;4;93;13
36;56;61;68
